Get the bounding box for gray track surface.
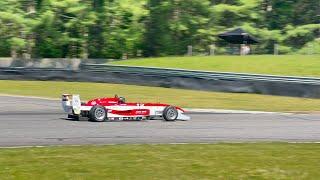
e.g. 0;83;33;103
0;95;320;146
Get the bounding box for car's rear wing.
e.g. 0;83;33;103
61;94;81;115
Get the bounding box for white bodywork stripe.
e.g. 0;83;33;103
80;105;189;120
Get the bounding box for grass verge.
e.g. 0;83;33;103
1;80;320;112
0;143;319;179
111;55;320;77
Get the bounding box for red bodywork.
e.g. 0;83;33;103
85;97;184;112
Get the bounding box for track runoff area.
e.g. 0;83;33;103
0;95;320;147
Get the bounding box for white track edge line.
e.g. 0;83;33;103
1;142;320;149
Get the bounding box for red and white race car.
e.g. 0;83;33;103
62;94;190;122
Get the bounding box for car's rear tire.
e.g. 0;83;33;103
68;114;79;121
89;105;107;122
163;106;178;121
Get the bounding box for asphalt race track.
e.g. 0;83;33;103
0;95;320;147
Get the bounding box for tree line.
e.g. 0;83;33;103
0;0;319;59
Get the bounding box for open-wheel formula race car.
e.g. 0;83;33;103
62;94;190;122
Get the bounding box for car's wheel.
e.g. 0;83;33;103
68;114;80;121
163;106;178;121
89;105;107;122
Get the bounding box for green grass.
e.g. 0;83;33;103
111;55;320;77
0;143;319;179
1;80;320;112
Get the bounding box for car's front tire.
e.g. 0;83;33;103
89;105;107;122
163;106;178;121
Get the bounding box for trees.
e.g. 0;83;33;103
48;0;97;58
0;0;36;58
0;0;319;58
34;0;67;58
144;0;212;56
212;0;320;54
99;0;148;58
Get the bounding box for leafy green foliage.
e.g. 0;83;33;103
299;39;320;55
0;0;319;58
144;0;213;56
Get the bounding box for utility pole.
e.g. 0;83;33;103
187;45;193;56
274;44;278;55
317;14;320;40
209;44;215;56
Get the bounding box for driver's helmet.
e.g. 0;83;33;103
119;97;126;103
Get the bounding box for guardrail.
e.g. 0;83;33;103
80;63;320;85
1;64;320;98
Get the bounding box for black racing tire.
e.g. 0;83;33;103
89;105;107;122
162;106;178;121
68;114;80;121
67;114;73;119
